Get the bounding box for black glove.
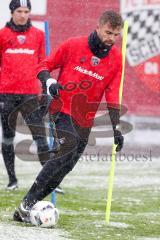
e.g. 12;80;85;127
114;129;124;152
49;83;63;98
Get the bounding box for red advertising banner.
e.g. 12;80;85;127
121;0;160;116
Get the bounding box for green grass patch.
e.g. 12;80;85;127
0;186;160;240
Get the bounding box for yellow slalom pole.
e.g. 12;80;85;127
119;21;129;106
105;21;128;224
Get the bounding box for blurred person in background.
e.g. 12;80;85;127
0;0;50;190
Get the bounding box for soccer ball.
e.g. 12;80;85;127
30;201;59;228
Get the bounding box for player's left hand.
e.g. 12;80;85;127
114;129;124;152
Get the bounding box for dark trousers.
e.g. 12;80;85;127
23;112;91;207
0;94;49;183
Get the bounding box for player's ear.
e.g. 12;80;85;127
96;24;100;34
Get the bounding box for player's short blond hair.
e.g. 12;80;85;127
99;11;124;29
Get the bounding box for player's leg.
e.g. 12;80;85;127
20;95;50;165
13;113;90;222
23;131;89;204
0;94;18;190
21;95;64;193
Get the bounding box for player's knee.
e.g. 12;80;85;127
34;136;48;147
2;137;14;145
64;158;78;173
77;139;88;154
37;144;49;155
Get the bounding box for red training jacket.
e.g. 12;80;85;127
0;26;45;94
38;36;122;127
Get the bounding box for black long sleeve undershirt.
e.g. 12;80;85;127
108;107;120;130
37;70;51;83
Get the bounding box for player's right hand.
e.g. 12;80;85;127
49;83;63;98
46;78;63;98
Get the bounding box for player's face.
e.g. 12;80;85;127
96;22;122;46
12;7;30;25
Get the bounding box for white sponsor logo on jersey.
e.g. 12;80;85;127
74;66;104;80
5;48;35;54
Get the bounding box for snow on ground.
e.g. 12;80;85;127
64;156;160;189
137;238;160;240
0;159;42;189
0;223;67;240
0;153;159;240
0;154;159;190
108;221;130;228
93;220;131;229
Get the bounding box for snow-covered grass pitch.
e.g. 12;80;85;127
0;116;160;240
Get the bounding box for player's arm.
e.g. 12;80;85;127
0;35;4;111
0;34;2;70
105;54;124;152
38;31;46;63
37;31;47;94
37;41;69;98
107;107;123;152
